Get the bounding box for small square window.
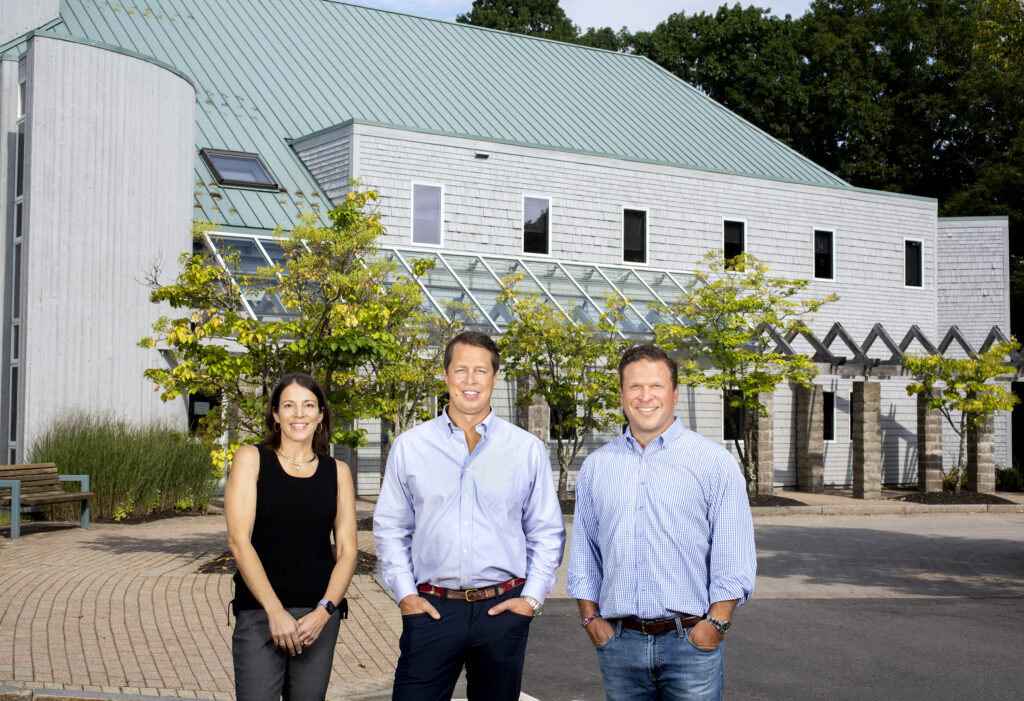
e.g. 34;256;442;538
723;390;745;442
905;240;922;287
823;391;835;441
200;148;278;189
524;196;550;255
814;230;833;279
412;184;443;246
623;209;647;264
724;220;744;266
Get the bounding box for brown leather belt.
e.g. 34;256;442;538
615;615;704;635
417;577;525;602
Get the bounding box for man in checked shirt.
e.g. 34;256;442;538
568;344;756;700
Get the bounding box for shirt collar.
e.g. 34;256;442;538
442;405;495;437
624;417;683;451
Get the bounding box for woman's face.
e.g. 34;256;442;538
273;382;323;445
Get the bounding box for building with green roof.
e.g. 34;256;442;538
0;0;1011;491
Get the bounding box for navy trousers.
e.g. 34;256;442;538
392;583;532;701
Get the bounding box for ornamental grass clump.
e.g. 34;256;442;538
28;413;217;521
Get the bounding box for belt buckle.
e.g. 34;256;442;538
464;588;478;602
640;620;652;634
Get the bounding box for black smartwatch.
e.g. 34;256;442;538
318;598;337;615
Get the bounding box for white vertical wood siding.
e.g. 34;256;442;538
0;0;59;45
20;37;195;451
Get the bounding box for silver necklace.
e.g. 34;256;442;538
276;450;317;470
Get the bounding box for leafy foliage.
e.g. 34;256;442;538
904;340;1020;492
655;251;837;491
497;274;631;499
456;0;579;42
141;188;435;470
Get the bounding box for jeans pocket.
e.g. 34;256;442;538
683;629;720;654
595;634;616;650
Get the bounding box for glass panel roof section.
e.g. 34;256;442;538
561;263;649;337
396;250;492;331
441;253;514;328
204;234;696;336
523;261;603;327
598;266;673;330
208;235;292;321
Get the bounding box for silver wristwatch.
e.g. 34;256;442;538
706;616;731;635
520;595;543;616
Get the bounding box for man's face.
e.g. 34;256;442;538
443;342;498;424
620;358;679;447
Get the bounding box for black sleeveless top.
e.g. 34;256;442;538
233;445;338;611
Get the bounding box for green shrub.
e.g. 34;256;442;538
28;413;217;521
996;465;1024;492
942;471;968;491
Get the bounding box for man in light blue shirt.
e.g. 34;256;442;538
374;331;565;701
568;344;756;701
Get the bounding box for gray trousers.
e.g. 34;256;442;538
233;606;341;701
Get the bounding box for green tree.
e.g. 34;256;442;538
633;4;809;147
496;275;631;499
654;251;838;493
141;189;425;470
904;340;1020;492
456;0;579;42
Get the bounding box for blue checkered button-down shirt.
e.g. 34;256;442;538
567;418;756;619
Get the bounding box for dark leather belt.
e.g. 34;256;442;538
615;614;704;634
417;577;525;602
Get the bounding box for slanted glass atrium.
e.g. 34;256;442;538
205;233;692;339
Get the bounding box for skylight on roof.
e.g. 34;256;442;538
200;148;278;189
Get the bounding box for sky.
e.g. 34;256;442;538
345;1;815;32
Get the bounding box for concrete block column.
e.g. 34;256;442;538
916;389;944;492
966;395;995;493
516;375;549;443
749;391;774;496
852;381;882;499
796;385;824;493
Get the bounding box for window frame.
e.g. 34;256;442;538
722;389;746;443
723;218;746;266
621;206;649;265
522;194;552;256
199;147;279;190
823;390;835;442
814;228;835;280
904;238;924;288
410;182;445;248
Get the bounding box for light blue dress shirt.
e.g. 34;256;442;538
373;409;566;604
567;418;756;619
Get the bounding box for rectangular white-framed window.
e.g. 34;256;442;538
904;239;923;287
523;195;550;255
723;219;745;267
723;389;745;442
622;207;647;264
411;182;443;246
814;229;834;280
823;390;835;441
17;80;25;119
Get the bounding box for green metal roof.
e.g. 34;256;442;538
52;0;850;232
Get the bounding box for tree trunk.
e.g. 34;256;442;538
379;416;395;479
955;414;967;495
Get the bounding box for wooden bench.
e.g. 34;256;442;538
0;463;92;539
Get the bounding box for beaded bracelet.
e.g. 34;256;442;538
581;612;602;629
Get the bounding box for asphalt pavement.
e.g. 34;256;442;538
520;513;1024;701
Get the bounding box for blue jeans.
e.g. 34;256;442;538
595;619;724;701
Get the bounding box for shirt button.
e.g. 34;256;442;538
463;549;468;553
463;521;469;526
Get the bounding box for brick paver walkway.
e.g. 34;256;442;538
0;513;399;700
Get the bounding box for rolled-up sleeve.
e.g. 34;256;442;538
707;454;757;606
372;440;418;603
520;440;566;604
566;460;603;604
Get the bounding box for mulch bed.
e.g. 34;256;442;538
896;491;1014;505
197;549;379;575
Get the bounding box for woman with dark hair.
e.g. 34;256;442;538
226;372;357;701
